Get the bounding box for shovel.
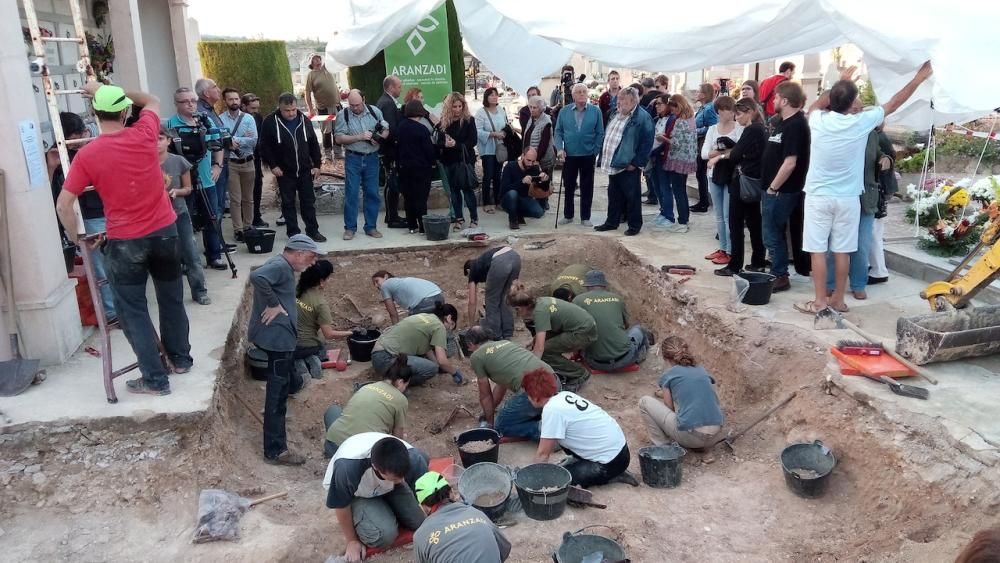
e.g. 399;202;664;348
814;308;938;385
192;489;287;543
0;179;40;397
714;391;798;452
834;348;929;400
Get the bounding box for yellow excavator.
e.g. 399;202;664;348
898;202;1000;365
920;201;1000;311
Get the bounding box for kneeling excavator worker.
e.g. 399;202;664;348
413;471;511;563
573;269;655;372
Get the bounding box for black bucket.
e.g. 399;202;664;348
456;428;500;467
514;463;572;521
554;527;628;563
346;329;381;363
736;272;776;306
244;228;276;254
423;214;450;241
246;346;269;381
638;444;686;488
781;440;836;498
457;461;512;521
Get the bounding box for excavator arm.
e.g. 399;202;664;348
921;205;1000;311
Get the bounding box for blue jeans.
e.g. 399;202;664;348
762;192;800;277
82;217;116;319
709;181;730;253
344;152;381;233
445;162;478;222
174;211;208;299
494;391;544;441
500;190;545;222
480;155;502;206
216;163;229;214
102;225;192;391
656;169;690;224
826;212;875;292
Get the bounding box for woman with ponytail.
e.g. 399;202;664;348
322;353;412;457
294;260;354;380
507;282;597;392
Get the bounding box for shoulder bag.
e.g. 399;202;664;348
739;174;763;203
458;144;479;190
487;110;508;163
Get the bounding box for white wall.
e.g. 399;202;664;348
139;0;181;101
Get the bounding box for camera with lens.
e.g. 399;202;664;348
369;121;386;144
170;111;232;166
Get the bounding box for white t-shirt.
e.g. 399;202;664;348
803;106;885;198
540;392;626;464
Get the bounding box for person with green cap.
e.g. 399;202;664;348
57;82;192;396
413;471;511;563
507;282;597;392
573;269;655;372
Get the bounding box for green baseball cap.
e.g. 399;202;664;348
414;471;449;504
93;85;133;112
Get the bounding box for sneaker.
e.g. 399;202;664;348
263;449;306;466
509;219;520;230
690;204;710;213
305;355;323;379
252;219;270;228
594;224;617;232
307;232;327;243
234;230;245;242
705;249;724;260
558;217;573;225
772;275;791;292
365;229;383;238
195;294;212;305
711;252;731;265
209;259;227;270
125;378;170;396
714;266;738;277
653;216;672;227
581;219;593;227
343;231;355;241
664;223;689;233
624;228;640;236
868;276;889;285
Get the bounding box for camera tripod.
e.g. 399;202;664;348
190;158;237;279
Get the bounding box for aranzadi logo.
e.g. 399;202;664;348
406;14;440;56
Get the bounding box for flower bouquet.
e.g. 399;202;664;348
905;177;991;257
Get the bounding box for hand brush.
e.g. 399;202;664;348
836;340;883;356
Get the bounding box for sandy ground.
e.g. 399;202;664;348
1;238;994;562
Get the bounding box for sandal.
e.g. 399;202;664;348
793;300;825;315
853;291;867;300
452;220;465;232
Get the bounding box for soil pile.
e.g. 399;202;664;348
460;439;496;454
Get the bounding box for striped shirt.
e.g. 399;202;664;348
599;107;635;175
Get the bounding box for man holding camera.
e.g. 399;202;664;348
259;93;327;243
335;89;390;240
57;83;192;396
167;87;227;270
376;75;407;229
220;88;259;242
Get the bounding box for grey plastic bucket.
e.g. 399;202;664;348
781;440;836;498
554;528;627;563
638;444;686;488
423;214;450;241
457;462;512;521
514;463;572;521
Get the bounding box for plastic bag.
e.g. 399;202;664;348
728;276;749;313
192;489;251;544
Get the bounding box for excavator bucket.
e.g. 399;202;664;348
896;305;1000;365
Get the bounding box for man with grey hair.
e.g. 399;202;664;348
595;87;654;236
376;75;407;228
195;77;232;228
554;83;604;226
335;89;390;240
249;234;320;465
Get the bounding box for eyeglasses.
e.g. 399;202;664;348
175;99;197;105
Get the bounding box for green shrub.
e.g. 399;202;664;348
898;151;931;173
936;133;1000;166
198;40;293;112
347;0;464;101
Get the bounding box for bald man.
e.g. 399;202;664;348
335;89;390;240
499;148;548;230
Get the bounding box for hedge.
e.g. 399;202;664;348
197;40;293;112
347;0;464;102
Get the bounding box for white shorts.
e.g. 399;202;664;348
802;194;861;253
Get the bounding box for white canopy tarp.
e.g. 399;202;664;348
325;0;1000;128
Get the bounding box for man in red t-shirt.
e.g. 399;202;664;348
56;83;192;396
758;61;796;117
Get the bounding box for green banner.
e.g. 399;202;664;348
383;3;453;112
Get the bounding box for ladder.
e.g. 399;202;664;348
22;0;171;403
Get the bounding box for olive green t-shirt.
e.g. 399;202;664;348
549;264;590;298
325;381;408;446
574;289;630;362
297;287;333;349
532;297;595;335
470;339;551;392
378;313;448;356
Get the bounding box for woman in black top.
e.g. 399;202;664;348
437;92;479;230
396;101;438;234
709;98;767;276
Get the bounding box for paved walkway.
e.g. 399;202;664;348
2;168;996;463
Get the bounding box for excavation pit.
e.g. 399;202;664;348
0;236;992;562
